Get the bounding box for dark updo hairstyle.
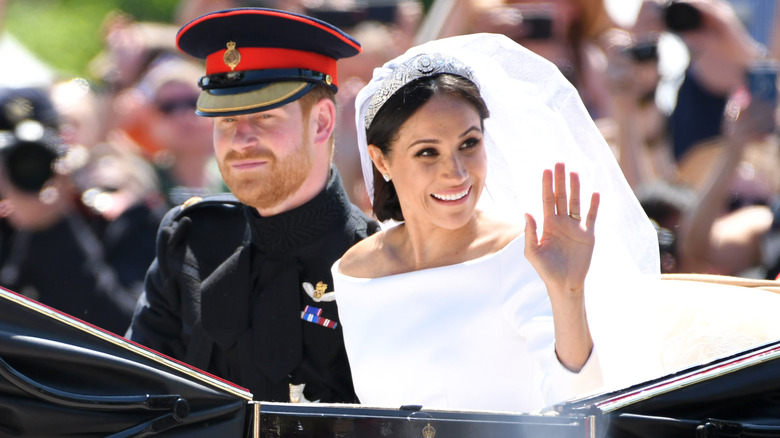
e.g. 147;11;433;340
366;73;490;222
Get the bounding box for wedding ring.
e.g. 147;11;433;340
569;213;581;220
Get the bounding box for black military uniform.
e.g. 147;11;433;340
126;8;379;403
128;168;377;402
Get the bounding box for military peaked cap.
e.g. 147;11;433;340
177;8;362;117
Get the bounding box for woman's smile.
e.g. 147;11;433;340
432;185;471;202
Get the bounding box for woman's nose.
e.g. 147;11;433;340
444;154;467;180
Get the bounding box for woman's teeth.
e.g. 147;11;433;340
432;187;469;201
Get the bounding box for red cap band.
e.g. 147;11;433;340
206;47;339;86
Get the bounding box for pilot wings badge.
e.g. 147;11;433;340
302;281;336;302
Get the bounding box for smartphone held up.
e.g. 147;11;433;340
746;60;779;135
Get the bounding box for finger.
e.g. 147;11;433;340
585;192;600;231
568;171;581;219
524;213;539;254
541;168;554;219
554;162;567;216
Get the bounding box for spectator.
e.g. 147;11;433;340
0;132;131;334
597;0;681;190
72;140;167;296
50;77;103;150
664;0;764;161
0;86;157;334
470;0;617;119
677;89;780;277
132;55;223;207
88;13;180;159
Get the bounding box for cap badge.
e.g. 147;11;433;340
223;41;241;71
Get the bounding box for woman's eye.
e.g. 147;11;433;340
461;137;482;149
416;148;438;157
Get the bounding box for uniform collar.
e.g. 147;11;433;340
246;167;351;253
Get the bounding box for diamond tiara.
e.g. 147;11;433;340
364;53;477;130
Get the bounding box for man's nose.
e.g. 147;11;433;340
231;119;258;151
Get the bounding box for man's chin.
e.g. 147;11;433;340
229;181;300;211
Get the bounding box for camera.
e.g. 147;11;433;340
0;129;61;194
503;3;554;41
519;12;554;40
663;1;702;32
624;39;659;63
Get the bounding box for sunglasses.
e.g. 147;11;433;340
156;96;199;115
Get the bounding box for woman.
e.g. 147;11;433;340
333;33;780;415
331;33;662;413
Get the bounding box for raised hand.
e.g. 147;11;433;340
524;162;599;371
524;162;600;300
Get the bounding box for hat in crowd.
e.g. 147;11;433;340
176;8;362;117
0;87;60;131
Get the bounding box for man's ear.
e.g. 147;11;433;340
368;144;390;178
311;98;336;145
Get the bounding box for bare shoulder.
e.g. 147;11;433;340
476;211;524;252
337;231;389;278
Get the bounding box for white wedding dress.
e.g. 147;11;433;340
333;235;602;413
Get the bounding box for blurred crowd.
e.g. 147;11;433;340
1;0;780;334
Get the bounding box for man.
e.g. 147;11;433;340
0;88;140;335
126;8;379;404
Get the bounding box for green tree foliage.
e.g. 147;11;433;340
4;0;179;79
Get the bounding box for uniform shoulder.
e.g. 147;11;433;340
160;193;245;225
159;193;247;249
175;193;243;216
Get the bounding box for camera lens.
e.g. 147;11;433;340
664;2;702;32
1;133;60;193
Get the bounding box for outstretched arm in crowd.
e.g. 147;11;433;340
677;96;776;275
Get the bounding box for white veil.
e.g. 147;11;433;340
355;34;659;278
354;33;671;389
